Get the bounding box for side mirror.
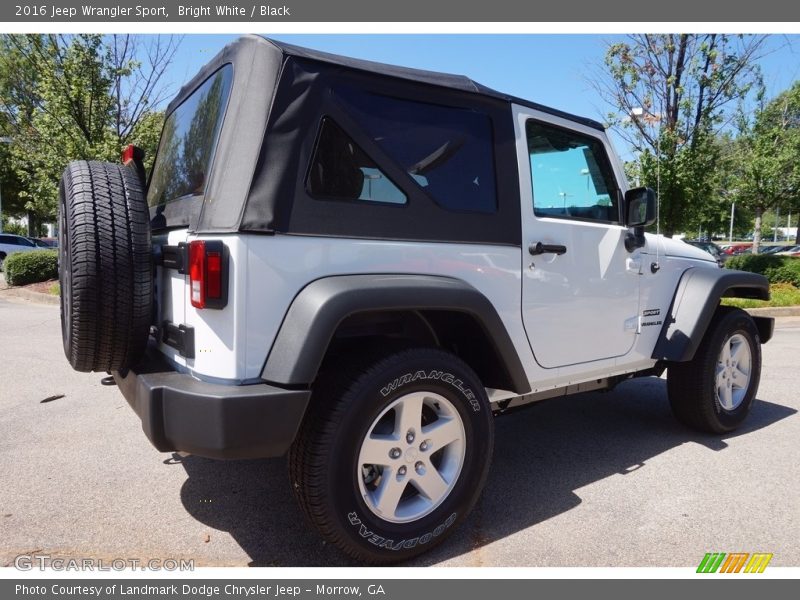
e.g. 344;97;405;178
624;187;657;228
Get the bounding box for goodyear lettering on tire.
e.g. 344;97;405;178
347;511;458;550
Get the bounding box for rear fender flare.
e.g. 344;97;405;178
261;274;531;394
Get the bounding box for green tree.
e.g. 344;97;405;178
686;133;752;239
0;35;40;229
595;34;767;236
0;34;179;233
0;135;25;220
734;81;800;251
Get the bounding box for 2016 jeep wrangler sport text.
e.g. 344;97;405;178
57;36;773;563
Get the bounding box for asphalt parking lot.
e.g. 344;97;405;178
1;296;798;568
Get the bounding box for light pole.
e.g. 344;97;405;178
722;187;738;244
0;136;11;233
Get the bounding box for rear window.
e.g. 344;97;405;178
147;64;233;208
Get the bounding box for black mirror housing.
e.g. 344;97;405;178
625;187;657;228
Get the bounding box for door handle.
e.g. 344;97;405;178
529;242;567;256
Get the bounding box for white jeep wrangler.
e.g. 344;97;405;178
57;36;773;564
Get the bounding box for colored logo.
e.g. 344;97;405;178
697;552;773;573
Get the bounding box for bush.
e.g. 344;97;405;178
3;250;58;286
765;260;800;287
724;254;784;275
726;254;800;285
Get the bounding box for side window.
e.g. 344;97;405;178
0;235;9;244
19;237;35;247
336;89;498;214
526;120;620;223
307;118;407;205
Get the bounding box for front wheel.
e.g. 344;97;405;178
288;347;494;564
667;307;762;433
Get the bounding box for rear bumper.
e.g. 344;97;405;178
113;345;311;459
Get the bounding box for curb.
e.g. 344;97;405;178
0;286;60;306
746;306;800;318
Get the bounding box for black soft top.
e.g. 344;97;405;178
156;35;605;244
266;39;605;130
168;36;604;131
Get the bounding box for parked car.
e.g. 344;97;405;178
55;35;773;564
684;240;725;266
720;243;750;255
0;233;39;269
32;237;58;248
776;245;800;257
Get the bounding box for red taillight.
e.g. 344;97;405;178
188;241;206;308
206;251;222;299
188;240;227;309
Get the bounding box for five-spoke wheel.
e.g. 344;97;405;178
358;391;466;523
289;347;493;564
715;333;752;411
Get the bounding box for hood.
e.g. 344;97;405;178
643;234;718;264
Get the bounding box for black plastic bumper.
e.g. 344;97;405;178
113;346;311;460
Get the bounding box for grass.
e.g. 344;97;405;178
48;282;60;296
722;283;800;309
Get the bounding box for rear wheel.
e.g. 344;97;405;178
289;347;493;564
667;307;762;433
59;161;152;372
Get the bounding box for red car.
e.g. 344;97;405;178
720;243;751;255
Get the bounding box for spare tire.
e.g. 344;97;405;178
58;160;152;372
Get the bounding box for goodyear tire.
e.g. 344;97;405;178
667;307;762;433
58;161;152;372
289;347;493;564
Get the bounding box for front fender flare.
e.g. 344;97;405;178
652;267;771;362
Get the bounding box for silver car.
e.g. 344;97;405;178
0;233;38;270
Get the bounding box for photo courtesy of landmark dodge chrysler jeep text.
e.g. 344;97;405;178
56;35;773;563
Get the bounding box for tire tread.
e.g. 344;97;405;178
60;160;152;372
